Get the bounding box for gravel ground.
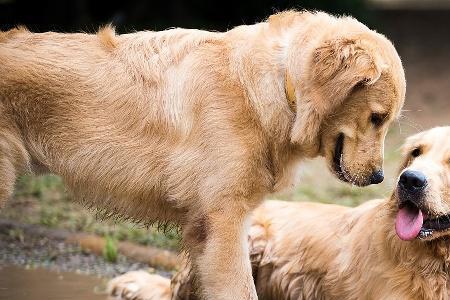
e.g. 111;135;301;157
0;219;171;279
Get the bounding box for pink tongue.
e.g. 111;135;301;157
395;206;423;241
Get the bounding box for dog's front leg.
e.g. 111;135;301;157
184;205;257;300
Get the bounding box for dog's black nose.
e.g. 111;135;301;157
370;170;384;184
399;170;427;192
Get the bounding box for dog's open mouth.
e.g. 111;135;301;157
395;201;450;241
333;133;349;183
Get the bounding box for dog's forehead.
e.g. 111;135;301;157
404;127;450;157
367;73;403;119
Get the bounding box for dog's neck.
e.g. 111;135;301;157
224;18;322;192
225;14;320;147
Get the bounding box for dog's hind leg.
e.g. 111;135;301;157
0;117;29;208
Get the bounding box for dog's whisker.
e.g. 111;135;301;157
398;117;424;132
396;118;403;135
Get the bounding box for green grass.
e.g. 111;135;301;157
103;235;119;263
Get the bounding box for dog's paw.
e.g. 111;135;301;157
107;270;171;300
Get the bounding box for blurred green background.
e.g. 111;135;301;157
0;0;449;250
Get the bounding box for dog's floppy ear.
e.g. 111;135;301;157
291;38;384;144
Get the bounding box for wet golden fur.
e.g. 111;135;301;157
0;11;405;299
109;127;450;300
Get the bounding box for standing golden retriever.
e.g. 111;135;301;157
0;11;405;299
109;127;450;300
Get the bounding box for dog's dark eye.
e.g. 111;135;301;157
370;113;385;127
411;148;421;157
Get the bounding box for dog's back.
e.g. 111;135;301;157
0;28;165;217
0;27;232;222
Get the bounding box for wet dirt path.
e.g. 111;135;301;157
0;265;108;300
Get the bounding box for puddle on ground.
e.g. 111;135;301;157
0;265;108;300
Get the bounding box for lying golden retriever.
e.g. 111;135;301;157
0;11;405;299
108;127;450;300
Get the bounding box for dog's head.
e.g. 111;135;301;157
393;127;450;241
284;13;406;187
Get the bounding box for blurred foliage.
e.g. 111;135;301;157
0;0;372;33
